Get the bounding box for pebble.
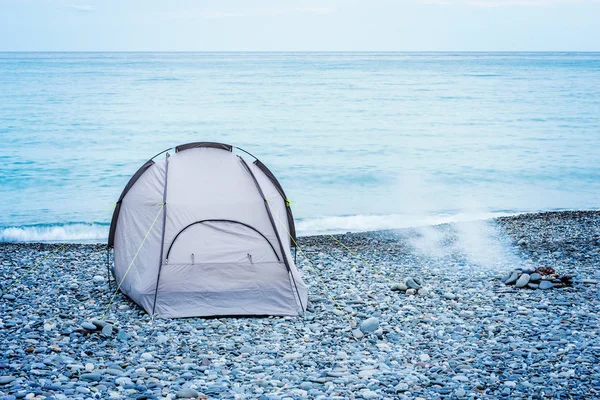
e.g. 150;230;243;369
516;273;530;288
176;388;200;398
101;324;113;337
539;280;554;290
2;294;16;301
504;271;519;285
405;277;421;289
0;211;598;400
0;376;16;385
390;282;408;291
79;373;102;382
360;317;380;333
442;292;457;300
529;272;542;282
81;322;97;331
352;329;365;339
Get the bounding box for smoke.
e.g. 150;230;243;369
394;172;519;269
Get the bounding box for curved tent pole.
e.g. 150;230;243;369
233;146;260;161
152;152;170;316
150;147;173;161
238;156;305;313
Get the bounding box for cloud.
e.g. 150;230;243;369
421;0;599;6
64;4;94;13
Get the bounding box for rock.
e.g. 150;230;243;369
395;382;409;392
176;388;200;398
419;354;431;362
390;282;408;291
91;319;108;329
101;324;113;338
455;388;466;398
0;376;16;385
352;329;364;339
583;279;599;284
516;274;530;288
2;294;16;301
527;283;539;289
442;292;457;300
81;322;97;331
406;288;417;295
93;275;104;282
360;317;380;333
517;238;528;246
79;373;103;382
141;352;153;360
117;330;130;341
504;271;519;285
405;277;420;289
529;273;542;282
539;280;554;290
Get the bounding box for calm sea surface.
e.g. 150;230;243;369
1;52;599;241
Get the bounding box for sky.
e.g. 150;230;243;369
1;0;599;51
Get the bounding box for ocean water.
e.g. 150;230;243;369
1;52;599;242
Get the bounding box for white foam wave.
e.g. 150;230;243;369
0;224;109;243
296;211;516;236
1;211;517;242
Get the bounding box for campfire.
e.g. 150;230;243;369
502;266;573;290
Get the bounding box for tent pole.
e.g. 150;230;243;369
151;152;170;316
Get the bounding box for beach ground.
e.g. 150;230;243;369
1;211;599;399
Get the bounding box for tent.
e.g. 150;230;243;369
107;142;308;318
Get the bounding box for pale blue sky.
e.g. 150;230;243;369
1;0;599;51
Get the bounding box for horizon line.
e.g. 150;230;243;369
1;50;600;53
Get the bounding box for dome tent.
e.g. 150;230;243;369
107;142;308;318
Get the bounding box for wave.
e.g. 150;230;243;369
0;223;109;243
0;211;518;243
296;211;517;236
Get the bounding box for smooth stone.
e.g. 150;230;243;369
0;376;16;385
176;388;200;398
360;317;380;333
516;274;530;288
527;283;539;289
406;288;417;295
2;294;16;301
442;292;457;300
101;324;113;338
80;373;103;382
81;322;97;331
390;282;408;291
504;271;519;285
405;277;420;289
530;273;542;282
539;281;554;290
352;329;364;339
117;331;130;341
91;320;108;329
395;382;409;392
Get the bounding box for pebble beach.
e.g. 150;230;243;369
1;210;599;400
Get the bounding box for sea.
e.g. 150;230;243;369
1;52;599;242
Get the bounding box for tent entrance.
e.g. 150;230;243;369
165;220;280;265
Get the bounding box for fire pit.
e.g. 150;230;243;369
502;266;573;290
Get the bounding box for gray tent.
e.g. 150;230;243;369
108;142;308;318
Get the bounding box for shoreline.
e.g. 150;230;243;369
1;210;599;399
2;209;600;246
